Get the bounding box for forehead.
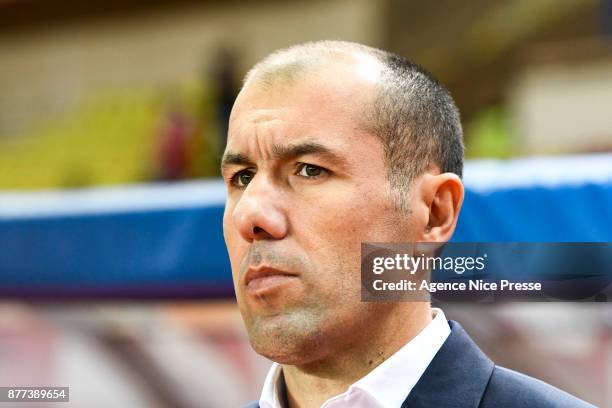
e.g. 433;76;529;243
227;62;380;149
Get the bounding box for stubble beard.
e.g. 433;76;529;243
244;305;332;365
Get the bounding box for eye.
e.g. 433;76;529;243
296;163;327;178
230;169;255;187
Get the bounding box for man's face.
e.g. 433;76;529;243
222;63;420;364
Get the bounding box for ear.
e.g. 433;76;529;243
419;172;464;242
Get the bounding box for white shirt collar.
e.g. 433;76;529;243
259;307;450;408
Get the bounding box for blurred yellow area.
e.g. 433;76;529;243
0;82;219;190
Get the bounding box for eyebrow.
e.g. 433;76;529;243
221;141;349;171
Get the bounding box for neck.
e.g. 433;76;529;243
281;303;432;408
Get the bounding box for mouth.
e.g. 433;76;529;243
244;266;300;293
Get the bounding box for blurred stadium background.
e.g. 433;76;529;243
0;0;611;406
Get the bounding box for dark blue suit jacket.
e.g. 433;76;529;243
244;320;594;407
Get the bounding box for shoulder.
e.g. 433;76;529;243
481;365;595;408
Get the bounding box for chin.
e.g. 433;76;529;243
252;344;311;365
246;314;329;365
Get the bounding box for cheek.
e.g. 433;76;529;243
308;186;395;240
297;186;393;272
222;205;233;242
223;206;246;282
296;187;415;292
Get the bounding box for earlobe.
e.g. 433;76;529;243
422;173;464;242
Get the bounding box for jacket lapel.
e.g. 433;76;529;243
401;320;494;408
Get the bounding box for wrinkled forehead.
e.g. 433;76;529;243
228;60;381;146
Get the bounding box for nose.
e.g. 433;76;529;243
231;176;289;242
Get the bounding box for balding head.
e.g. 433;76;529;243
240;40;464;213
244;41;383;88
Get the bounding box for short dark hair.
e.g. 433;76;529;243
244;41;464;213
367;51;464;212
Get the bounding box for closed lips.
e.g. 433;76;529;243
244;267;298;285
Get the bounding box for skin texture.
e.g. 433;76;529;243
222;55;464;408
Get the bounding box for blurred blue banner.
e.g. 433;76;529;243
1;154;611;299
